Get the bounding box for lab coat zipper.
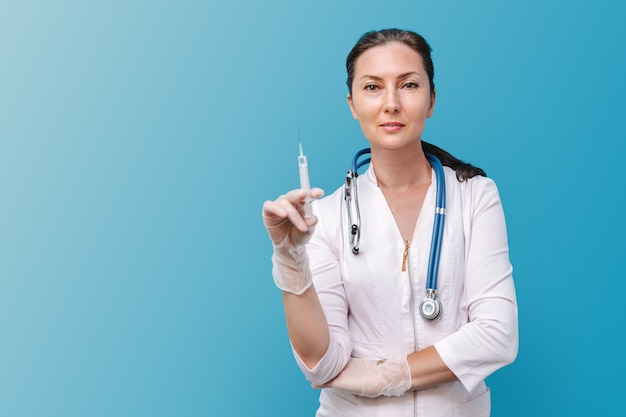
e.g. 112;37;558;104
403;240;419;417
402;240;410;272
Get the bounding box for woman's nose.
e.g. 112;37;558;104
383;90;400;113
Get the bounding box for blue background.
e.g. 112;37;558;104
1;0;624;415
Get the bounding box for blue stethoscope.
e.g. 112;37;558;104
344;148;446;322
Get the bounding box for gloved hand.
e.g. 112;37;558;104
262;188;324;294
313;357;412;397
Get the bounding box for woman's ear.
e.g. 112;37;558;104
427;89;436;118
347;93;359;120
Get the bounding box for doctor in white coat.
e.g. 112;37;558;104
262;28;518;417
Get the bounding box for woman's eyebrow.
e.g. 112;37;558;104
358;71;423;82
397;71;423;79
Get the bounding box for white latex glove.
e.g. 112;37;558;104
313;357;412;397
262;188;324;294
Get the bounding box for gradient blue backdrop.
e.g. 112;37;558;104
1;1;624;416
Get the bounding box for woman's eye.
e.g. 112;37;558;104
364;84;379;91
403;82;419;89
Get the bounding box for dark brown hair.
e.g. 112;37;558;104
346;28;486;181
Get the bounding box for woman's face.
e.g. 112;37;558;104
347;42;435;152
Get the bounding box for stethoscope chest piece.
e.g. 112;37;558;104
419;290;442;322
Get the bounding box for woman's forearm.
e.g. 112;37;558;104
407;346;458;391
282;285;330;369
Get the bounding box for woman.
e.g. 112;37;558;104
262;28;518;417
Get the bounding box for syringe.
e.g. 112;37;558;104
298;141;313;217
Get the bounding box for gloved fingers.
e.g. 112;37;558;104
309;187;324;199
262;191;320;251
276;190;309;233
263;188;324;233
312;357;411;398
263;187;323;216
262;191;305;230
287;187;324;223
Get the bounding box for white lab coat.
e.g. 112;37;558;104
293;164;518;417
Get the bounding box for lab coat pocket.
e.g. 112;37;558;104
454;387;490;417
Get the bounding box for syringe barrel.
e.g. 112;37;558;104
299;160;311;190
298;155;312;217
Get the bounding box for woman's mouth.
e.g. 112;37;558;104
380;122;405;132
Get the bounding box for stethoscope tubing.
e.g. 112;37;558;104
425;153;446;291
346;148;446;293
351;148;371;173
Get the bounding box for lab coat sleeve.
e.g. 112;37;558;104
434;177;519;393
291;196;353;385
